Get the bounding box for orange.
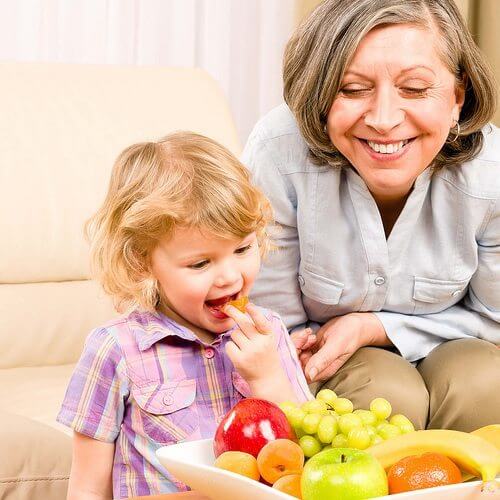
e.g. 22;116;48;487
387;452;462;494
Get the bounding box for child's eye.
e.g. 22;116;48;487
188;260;209;270
235;244;252;254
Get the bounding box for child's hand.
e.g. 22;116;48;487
224;303;283;385
290;328;316;369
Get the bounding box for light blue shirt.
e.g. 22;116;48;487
243;104;500;361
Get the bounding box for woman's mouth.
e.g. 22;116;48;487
205;293;238;320
360;137;415;161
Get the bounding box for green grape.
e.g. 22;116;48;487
378;423;402;440
279;401;297;416
347;427;371;450
316;389;338;408
375;420;389;432
371;434;384;445
294;427;307;438
288;407;306;428
389;414;415;433
317;415;338;443
364;425;377;440
369;398;392;420
299;435;322;458
302;413;322;434
322;444;332;451
302;399;329;415
338;413;363;435
331;433;349;448
333;397;354;415
353;409;377;426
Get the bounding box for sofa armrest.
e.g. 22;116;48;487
0;411;71;500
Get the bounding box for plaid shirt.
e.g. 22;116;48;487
57;307;311;498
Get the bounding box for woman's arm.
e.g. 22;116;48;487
67;432;114;500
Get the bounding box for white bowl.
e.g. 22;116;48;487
156;438;490;500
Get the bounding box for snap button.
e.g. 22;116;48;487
163;395;174;406
452;289;463;297
204;347;215;359
374;276;386;286
298;275;305;286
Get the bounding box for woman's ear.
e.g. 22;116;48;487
454;73;467;113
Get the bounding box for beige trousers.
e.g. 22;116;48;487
315;338;500;431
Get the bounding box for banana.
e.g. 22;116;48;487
367;429;500;482
472;424;500;450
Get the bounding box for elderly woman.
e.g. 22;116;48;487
243;0;500;431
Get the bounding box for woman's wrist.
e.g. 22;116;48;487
354;312;392;347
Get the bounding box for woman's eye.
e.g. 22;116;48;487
340;87;371;96
235;244;252;254
188;260;209;270
401;87;429;96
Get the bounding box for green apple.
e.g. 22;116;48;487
301;447;388;500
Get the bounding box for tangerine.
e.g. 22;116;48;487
388;452;462;494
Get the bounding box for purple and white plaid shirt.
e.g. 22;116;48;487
57;307;311;498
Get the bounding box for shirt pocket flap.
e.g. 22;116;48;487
232;371;252;398
413;276;469;303
298;269;345;305
132;379;197;415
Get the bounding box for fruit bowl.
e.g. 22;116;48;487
156;439;488;500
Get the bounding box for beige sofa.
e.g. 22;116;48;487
0;62;240;499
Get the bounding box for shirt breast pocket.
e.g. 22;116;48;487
413;276;469;314
298;268;345;320
132;379;199;445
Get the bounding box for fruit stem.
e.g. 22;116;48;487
341;454;346;463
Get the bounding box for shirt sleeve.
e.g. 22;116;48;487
57;327;128;442
375;197;500;361
272;312;313;402
242;126;308;331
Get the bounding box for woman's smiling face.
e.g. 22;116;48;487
326;23;465;202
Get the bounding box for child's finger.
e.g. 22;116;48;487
303;333;317;350
230;329;250;348
245;303;272;335
224;305;259;339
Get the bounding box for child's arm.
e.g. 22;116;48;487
67;432;114;500
224;303;300;404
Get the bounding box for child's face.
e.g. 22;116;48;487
150;227;261;339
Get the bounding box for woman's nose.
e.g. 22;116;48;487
364;87;404;134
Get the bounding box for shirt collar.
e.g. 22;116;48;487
130;310;234;351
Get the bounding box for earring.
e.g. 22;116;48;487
448;121;461;143
323;123;328;134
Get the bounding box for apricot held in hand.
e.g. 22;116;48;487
257;439;304;484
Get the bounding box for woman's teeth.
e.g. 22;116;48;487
367;139;409;154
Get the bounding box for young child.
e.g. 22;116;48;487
57;132;312;499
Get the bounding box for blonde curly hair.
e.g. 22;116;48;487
86;131;273;312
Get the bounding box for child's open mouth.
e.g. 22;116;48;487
205;294;238;319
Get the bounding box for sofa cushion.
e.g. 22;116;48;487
0;411;71;500
0;364;75;433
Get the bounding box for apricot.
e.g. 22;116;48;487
272;473;302;499
214;451;260;481
227;296;249;313
257;439;304;484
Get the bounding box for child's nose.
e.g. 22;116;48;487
214;265;240;288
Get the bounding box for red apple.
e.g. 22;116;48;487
213;398;296;458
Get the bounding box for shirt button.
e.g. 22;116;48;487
298;275;305;286
163;395;174;406
452;289;463;297
374;276;386;286
204;347;215;359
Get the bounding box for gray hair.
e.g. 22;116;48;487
283;0;498;168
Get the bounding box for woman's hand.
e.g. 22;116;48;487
224;302;297;402
304;312;391;382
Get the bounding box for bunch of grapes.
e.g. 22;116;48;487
279;390;415;459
